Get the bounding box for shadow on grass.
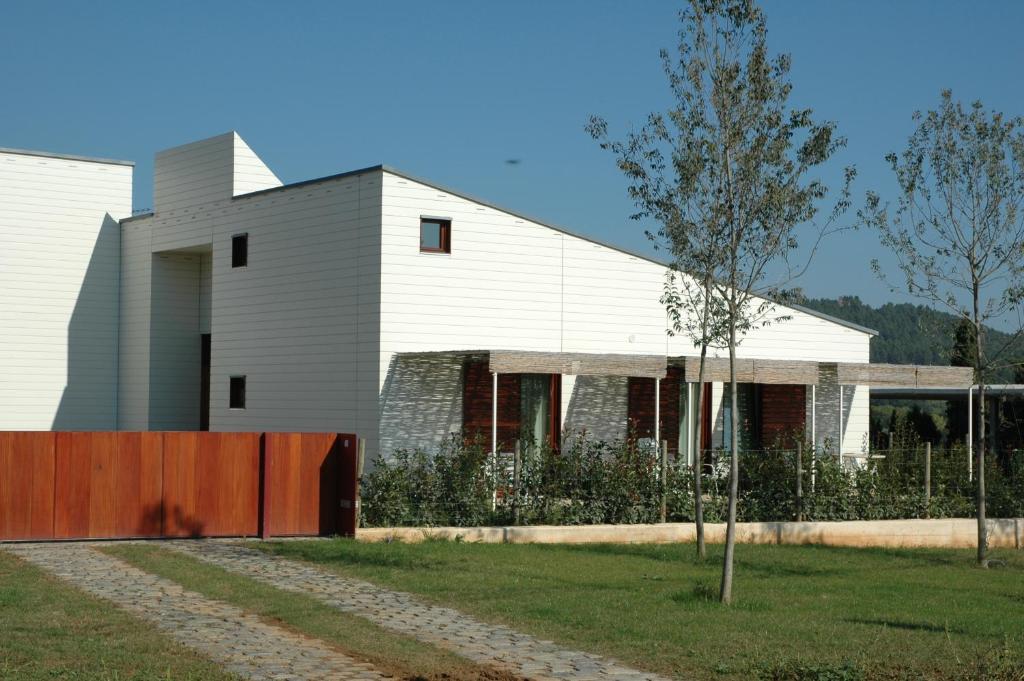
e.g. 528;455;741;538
734;558;852;579
670;581;772;612
844;618;965;635
260;541;446;570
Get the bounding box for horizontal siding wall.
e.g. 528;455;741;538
378;171;871;454
0;151;131;430
149;252;202;430
118;218;152;429
119;165;382;442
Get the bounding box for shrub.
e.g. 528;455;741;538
359;433;1019;528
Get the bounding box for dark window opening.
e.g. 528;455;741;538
232;234;248;268
419;219;451;253
229;376;246;409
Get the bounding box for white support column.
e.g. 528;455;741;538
811;384;817;450
967;385;973;482
491;371;499;511
492;372;499;456
654;377;661;450
838;384;844;459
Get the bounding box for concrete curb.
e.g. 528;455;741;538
358;518;1024;550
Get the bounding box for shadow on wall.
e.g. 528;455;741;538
378;354;464;458
52;214;120;430
564;375;628;442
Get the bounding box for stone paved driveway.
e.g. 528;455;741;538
3;543;388;681
168;540;671;681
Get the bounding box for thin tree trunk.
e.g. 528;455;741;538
692;277;712;561
974;302;988;567
720;318;739;604
694;344;708;561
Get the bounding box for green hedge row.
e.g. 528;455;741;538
359;434;1024;528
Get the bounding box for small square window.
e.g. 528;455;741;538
232;234;248;268
229;376;246;409
420;219;451;253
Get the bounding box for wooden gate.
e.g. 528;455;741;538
0;431;358;541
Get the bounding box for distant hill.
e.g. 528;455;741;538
797;296;1023;383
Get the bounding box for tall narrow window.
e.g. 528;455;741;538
232;233;248;268
229;376;246;409
419;219;451;253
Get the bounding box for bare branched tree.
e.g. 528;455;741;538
863;91;1024;567
589;0;851;603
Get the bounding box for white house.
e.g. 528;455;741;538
0;132;973;464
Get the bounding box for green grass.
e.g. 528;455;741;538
256;539;1024;680
0;550;234;681
103;544;517;681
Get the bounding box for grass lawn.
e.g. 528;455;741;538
0;550;234;681
104;544;517;681
257;539;1024;680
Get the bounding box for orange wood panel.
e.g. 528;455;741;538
266;433;341;536
54;432;92;538
0;432;19;538
113;432;141;537
266;432;301;535
135;432;164;536
87;432;119;537
162;431;200;537
0;433;57;540
112;432;164;538
194;432;259;537
25;433;56;539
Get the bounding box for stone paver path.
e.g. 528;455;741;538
168;540;671;681
3;543;388;681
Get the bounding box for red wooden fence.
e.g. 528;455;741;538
0;431;358;541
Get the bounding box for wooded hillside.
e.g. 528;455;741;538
797;296;1023;382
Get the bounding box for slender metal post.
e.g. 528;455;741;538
492;371;499;511
838;384;844;458
967;385;974;482
492;372;499;456
796;441;803;522
513;439;522;525
654;377;661;449
660;440;668;523
924;441;931;517
811;384;817;450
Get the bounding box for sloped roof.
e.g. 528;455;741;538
237;163;879;337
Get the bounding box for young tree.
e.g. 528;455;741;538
589;0;850;602
863;91;1024;567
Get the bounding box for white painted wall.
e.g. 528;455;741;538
153;133;280;214
118;134;382;445
149;252;201;429
0;149;131;430
377;170;872;455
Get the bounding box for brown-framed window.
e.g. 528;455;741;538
420;218;451;253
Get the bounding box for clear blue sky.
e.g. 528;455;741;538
3;1;1023;309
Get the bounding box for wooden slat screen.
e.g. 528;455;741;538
836;363;974;387
627;367;683;455
490;350;666;378
760;384;807;448
463;360;521;450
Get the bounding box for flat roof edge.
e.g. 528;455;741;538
0;146;134;167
